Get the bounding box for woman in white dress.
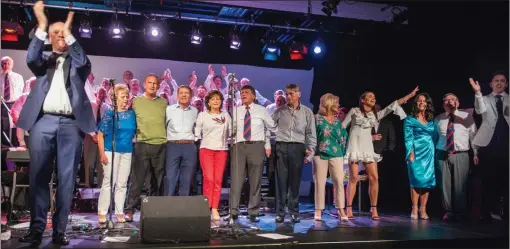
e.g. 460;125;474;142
342;88;418;219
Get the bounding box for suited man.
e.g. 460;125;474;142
17;2;93;245
469;72;509;221
372;104;396;155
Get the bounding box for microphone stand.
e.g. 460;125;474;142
215;79;257;239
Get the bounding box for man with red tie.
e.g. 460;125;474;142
228;85;276;222
435;93;478;221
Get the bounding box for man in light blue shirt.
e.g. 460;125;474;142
165;85;198;196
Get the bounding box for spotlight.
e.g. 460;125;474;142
145;26;163;41
109;22;125;39
1;21;24;42
289;42;308;60
230;31;241;49
262;42;280;61
321;0;340;17
191;25;202;45
79;20;92;38
311;39;325;56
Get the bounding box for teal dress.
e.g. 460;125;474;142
403;116;436;189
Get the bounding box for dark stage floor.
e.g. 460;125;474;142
2;204;508;249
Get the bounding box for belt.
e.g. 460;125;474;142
44;113;75;119
167;140;194;144
276;141;304;145
439;150;468;155
238;141;264;144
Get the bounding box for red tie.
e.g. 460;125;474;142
446;113;455;154
4;74;10;102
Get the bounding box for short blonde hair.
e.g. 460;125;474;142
110;84;130;102
318;93;339;116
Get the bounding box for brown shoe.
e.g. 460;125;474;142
124;213;133;222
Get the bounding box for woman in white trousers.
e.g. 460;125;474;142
97;84;136;224
312;93;349;221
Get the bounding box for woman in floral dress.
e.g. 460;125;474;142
312;93;349;221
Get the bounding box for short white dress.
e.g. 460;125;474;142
342;101;406;163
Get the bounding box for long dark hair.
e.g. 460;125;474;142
411;93;434;121
359;91;378;121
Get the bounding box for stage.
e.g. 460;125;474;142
2;203;508;249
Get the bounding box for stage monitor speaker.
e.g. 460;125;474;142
140;196;210;243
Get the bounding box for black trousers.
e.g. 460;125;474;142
275;142;306;216
479;136;509;219
265;143;276;197
125;142;166;214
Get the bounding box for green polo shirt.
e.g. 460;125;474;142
132;95;167;145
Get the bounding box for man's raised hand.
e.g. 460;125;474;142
33;1;48;31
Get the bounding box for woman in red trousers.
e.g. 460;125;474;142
194;90;231;221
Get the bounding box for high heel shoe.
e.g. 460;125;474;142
410;206;418;220
211;209;221;221
370;206;380;220
338;209;349;221
419;206;429;220
346;205;355;220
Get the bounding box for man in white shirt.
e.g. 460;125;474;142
266;90;285;116
82;87;108;187
17;2;94;245
165;85;199;196
469;72;509;221
228;85;276;222
0;56;24;156
435;93;478;221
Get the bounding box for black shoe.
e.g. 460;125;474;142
19;230;43;245
275;215;284;223
52;233;70;245
249;215;260;222
291;215;300;223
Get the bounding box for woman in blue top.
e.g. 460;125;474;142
97;84;136;224
403;93;436;220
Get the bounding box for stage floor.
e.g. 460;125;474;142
2;204;508;249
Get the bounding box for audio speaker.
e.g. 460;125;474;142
140;196;210;243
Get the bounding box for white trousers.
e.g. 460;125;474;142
98;152;132;215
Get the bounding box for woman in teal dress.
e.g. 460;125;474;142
403;93;436;220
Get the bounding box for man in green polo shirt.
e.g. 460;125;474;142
125;74;167;222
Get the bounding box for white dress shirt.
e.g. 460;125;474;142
194;111;231;150
435;109;478;154
232;103;276;149
37;29;76;115
166;104;199;141
0;71;24;103
266;103;278;116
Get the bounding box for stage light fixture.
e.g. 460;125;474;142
321;0;340;17
79;20;92;38
289;42;308;60
311;39;325;56
145;26;163;41
1;21;24;42
262;42;280;61
229;30;241;49
109;23;125;39
191;25;202;45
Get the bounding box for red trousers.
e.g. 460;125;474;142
199;148;228;208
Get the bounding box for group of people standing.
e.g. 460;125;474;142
3;2;507;246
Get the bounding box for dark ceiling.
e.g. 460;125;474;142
1;0;407;46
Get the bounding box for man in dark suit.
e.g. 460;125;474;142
17;1;94;245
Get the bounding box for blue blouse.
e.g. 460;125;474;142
97;109;136;153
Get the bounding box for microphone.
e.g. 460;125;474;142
107;78;116;85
